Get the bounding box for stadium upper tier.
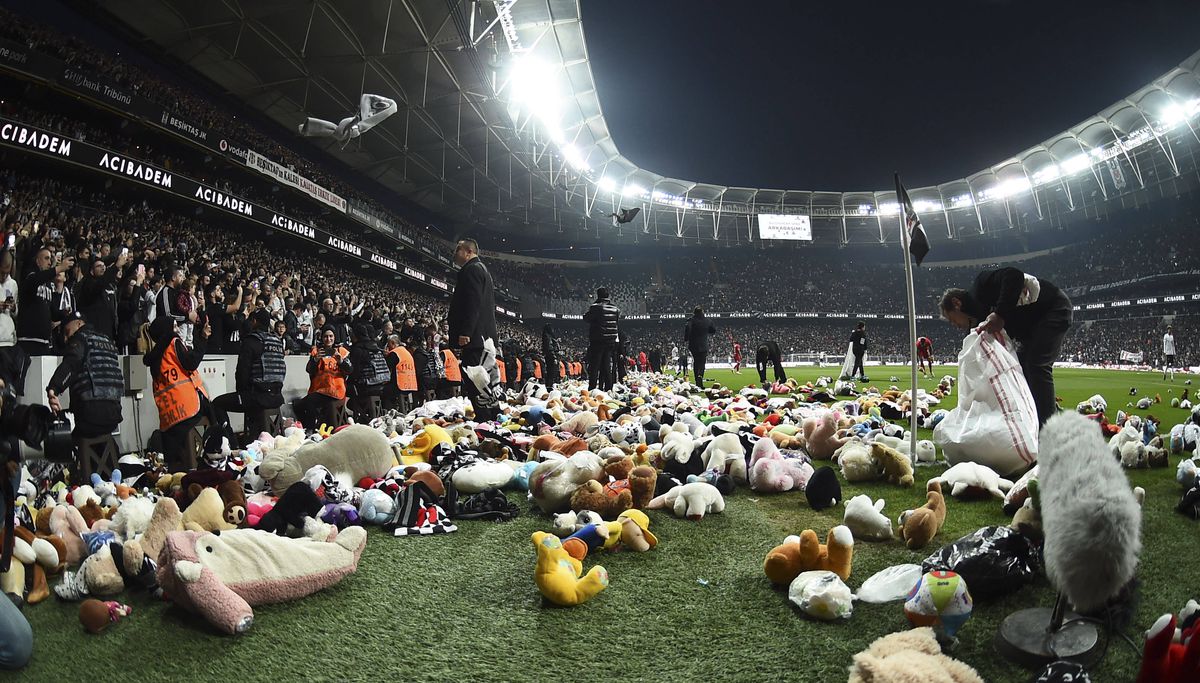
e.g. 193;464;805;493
82;0;1200;245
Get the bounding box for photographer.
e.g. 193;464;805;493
44;311;123;481
17;248;74;356
212;309;285;436
293;327;352;430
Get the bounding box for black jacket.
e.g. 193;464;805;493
447;257;497;350
541;326;561;361
16;268;56;346
584;297;620;343
684;314;716;353
850;329;867;356
76;269;120;341
962;267;1071;342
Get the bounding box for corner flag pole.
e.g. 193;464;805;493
895;174;920;465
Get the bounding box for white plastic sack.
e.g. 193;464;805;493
856;564;923;604
788;570;854;620
933;331;1038;475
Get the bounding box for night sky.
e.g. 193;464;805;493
581;0;1200;190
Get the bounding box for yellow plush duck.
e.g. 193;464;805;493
531;532;609;606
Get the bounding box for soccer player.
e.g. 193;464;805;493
732;341;743;374
916;336;933;377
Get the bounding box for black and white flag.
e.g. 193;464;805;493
894;174;930;266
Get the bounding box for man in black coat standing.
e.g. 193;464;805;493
447;238;501;420
684;307;716;388
583;288;620;391
940;266;1072;426
541;324;562;389
848;322;868;382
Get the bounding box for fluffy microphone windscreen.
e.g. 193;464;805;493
1038;412;1142;612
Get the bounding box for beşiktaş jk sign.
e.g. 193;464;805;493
245;149;347;213
757;214;812;241
0;117;447;287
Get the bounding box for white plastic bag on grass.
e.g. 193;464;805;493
933;331;1038;475
856;564;923;604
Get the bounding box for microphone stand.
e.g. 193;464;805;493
996;590;1101;668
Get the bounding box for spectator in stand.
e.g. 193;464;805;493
17;247;74;357
684;307;716;388
294;328;352;430
584;287;620;391
212;309;285;437
75;252;128;342
447;238;500;420
0;251;16;349
155;266;191;330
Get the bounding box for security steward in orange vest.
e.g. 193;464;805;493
384;335;417;412
293;327;352;430
144;316;215;470
496;348;508;387
440;344;461;398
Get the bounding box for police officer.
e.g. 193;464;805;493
213;309;285;437
347;324;389;418
45;311;123;480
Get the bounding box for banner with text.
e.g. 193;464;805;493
245;149;346;213
757;214;812;241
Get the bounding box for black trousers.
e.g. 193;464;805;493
771;356;787;383
213;390;283;436
459;344;499;421
691;349;707;386
1016;301;1073;427
587;342;614;391
851;353;865;378
293;393;340;431
544;356;560;388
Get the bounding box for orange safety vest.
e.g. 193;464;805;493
559;360;567;379
515;357;523;383
390;347;418;392
153;338;208;431
533;360;542;379
497;357;507;384
309;346;350;399
571;361;579;377
442;348;462;383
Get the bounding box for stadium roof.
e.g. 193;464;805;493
97;0;1200;245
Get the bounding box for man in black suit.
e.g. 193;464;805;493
684;307;716;388
447;238;501;420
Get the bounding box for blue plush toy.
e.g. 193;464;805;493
509;460;540;491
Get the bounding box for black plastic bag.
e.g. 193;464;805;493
922;525;1043;600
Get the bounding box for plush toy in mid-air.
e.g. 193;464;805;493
298;93;397;145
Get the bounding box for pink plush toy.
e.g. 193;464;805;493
156;526;367;634
749;438;814;493
803;412;851;460
245;495;275;528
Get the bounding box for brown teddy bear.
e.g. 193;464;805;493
802;413;850;460
870;442;915;487
569;455;656;519
181;487;238;532
898;480;947;550
763;526;854;585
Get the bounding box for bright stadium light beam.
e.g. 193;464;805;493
598;177;617;192
1061;153;1090;174
1162;103;1187;125
562;144;590;171
1032;164;1060;184
623;184;645;197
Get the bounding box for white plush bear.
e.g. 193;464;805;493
836;440;879;483
647;482;725;521
930;462;1014;500
701;433;748;484
842;495;893;542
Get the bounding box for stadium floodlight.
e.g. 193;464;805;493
949;194;973;208
509;57;563;131
1032;164;1060;184
1162;103;1187;125
1060;153;1090;174
562;144;590;171
878;202;900;215
623;184;645;198
995;177;1031;198
598;177;617;192
913;199;943;213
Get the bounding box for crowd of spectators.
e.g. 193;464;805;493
0;7;457;263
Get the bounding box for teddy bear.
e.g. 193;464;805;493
569;457;639;520
768;425;806;450
836;440;879;483
551;509;604;536
748;437;814;493
529;451;605;514
560;509;658;560
181;487;239;533
530;531;608;606
700;433;749;485
0;525;65;605
53;497;182;601
847;627;984;683
931;462;1014;500
802;412;850;460
763;526;854;585
646;481;725;521
898;481;947;550
260;424;395;493
870;442;915;487
842;495;892;542
559;410;599;437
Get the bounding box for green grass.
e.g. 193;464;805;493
8;365;1198;682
